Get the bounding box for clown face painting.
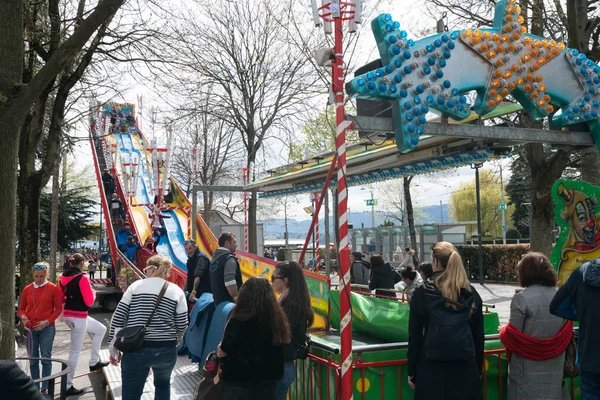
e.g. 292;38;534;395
551;180;600;284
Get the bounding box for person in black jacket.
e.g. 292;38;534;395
0;360;44;400
271;262;315;400
550;258;600;397
217;277;290;400
407;241;484;400
368;255;398;298
184;240;211;303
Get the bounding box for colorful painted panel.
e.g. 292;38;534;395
551;179;600;284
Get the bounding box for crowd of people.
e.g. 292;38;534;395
11;234;600;400
349;247;429;299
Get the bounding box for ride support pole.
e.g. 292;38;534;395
314;192;320;257
243;168;249;251
333;14;354;400
298;154;338;264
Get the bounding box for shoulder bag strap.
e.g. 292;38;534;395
145;281;169;327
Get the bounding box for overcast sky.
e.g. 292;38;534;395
72;0;512;220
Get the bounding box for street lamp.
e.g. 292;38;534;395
361;187;376;228
304;205;316;261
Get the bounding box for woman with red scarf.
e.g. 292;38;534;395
500;252;572;400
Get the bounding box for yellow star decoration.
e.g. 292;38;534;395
460;0;566;116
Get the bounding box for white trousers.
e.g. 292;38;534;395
64;316;107;388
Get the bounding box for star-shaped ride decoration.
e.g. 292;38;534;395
347;13;470;152
347;0;600;152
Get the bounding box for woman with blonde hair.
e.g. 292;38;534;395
108;255;188;400
217;276;291;399
407;241;484;400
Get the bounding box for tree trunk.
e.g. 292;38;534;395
17;174;43;291
580;148;600;186
0;0;22;361
49;154;61;283
526;143;570;255
404;176;417;253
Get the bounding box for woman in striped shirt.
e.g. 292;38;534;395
108;255;188;400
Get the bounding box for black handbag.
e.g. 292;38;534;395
114;281;169;353
193;352;223;400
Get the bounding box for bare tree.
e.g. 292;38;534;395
168;0;320;254
171;105;240;226
0;0;125;361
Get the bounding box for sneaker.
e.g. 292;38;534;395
65;386;84;396
89;360;110;371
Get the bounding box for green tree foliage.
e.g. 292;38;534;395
450;170;514;237
289;107;359;162
39;185;98;255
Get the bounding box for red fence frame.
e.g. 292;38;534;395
293;342;578;400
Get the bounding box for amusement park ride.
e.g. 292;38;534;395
89;0;599;398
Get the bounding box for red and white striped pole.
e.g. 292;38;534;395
333;12;353;400
313;192;320;259
243;167;249;252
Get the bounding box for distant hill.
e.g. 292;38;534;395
259;203;450;242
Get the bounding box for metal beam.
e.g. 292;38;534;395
347;115;596;147
192;185;258;192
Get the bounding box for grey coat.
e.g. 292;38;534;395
507;285;565;400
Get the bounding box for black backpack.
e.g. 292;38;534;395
424;290;475;362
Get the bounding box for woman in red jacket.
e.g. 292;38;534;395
18;262;63;395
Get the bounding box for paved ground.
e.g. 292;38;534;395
17;308;112;399
17;282;520;399
472;282;520;325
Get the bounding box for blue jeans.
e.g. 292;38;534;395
121;346;177;400
581;370;600;400
275;362;296;400
25;326;55;391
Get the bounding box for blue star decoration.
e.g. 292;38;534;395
347;14;470;152
347;0;600;152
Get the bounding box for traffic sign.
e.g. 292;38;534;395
366;199;377;206
498;204;507;210
502;225;508;231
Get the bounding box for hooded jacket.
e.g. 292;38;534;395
59;267;96;318
550;259;600;373
407;274;484;400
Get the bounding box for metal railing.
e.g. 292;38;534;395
16;357;71;400
292;333;579;400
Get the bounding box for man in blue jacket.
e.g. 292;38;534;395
116;222;133;252
550;259;600;398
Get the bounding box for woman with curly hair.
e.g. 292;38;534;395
217;276;291;400
271;262;315;399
